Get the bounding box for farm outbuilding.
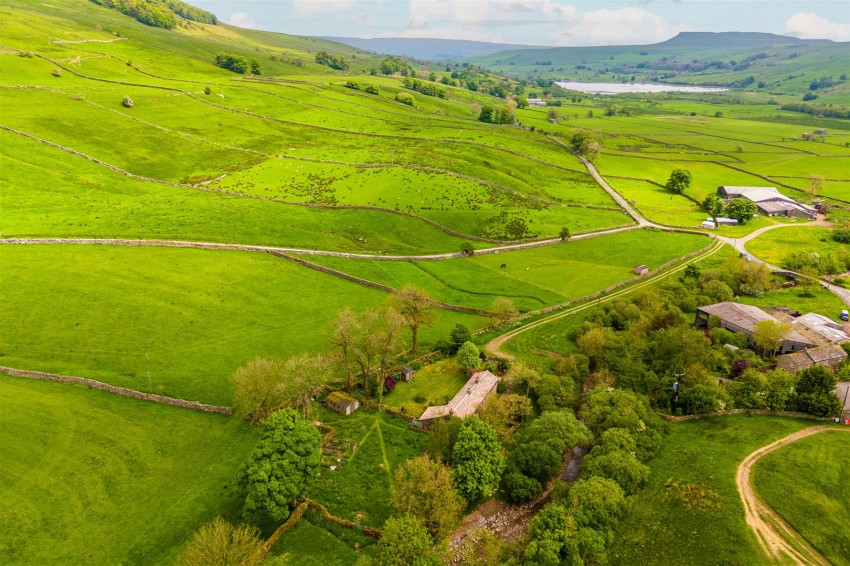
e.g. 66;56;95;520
716;186;816;220
776;345;847;373
633;265;649;276
695;302;815;354
401;366;415;382
325;391;360;415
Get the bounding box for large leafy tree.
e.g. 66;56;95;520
456;341;481;371
373;515;437;566
725;197;759;224
452;417;505;503
795;365;841;417
391;284;438;354
239;409;321;521
665;169;692;194
391;454;464;541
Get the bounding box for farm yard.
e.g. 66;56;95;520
2;0;850;564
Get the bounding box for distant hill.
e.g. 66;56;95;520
321;37;540;60
469;32;847;97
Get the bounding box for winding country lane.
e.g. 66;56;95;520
485;240;725;359
737;426;850;565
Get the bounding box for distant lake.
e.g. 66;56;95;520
555;81;728;94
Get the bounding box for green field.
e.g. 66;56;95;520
753;431;850;566
0;245;484;405
746;226;849;269
310;229;710;311
608;415;817;565
0;375;257;565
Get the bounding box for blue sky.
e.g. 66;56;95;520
190;1;850;46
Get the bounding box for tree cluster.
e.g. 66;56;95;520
478;105;514;124
501;410;592;502
314;51;348;70
379;57;413;76
91;0;217;29
395;92;416;107
403;78;449;99
214;53;261;75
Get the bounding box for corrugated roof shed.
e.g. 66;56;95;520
699;302;811;344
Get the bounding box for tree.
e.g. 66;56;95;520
373;515;436;566
456;341;481;371
239;409;321;521
489;297;519;327
460;241;475;256
176;517;263;566
582;449;649;495
427;416;462;463
250;60;262;75
391;284;438;353
559;227;571;241
279;353;334;418
523;503;579;566
665;169;692;194
725;197;758;224
702;194;724;219
391;454;464;541
806;173;825;198
577;326;608;370
395;92;416;106
795;365;841;417
232;357;286;423
752;319;790;357
329;308;357;392
580;140;601;161
453;526;504;566
452;416;505;503
449;324;474;354
506;361;540;396
371;308;406;404
565;476;626;531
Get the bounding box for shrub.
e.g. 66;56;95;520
832;229;850;244
395;92;416;106
175;517;262;566
51;69;62;77
364;84;380;95
215;53;249;74
344;81;361;90
460;241;475;256
122;95;134;108
203;86;212;95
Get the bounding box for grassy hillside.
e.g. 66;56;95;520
0;375;258;564
753;431;850;566
609;415;818;565
472;32;850;99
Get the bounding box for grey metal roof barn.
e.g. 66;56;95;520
695;301;815;354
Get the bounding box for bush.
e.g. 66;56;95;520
175;517;262;566
51;69;62;77
364;84;381;95
314;51;348;70
122;95;134;108
344;81;361;90
395;92;416;106
582;449;650;495
456;341;480;371
215;53;249;74
833;229;850;244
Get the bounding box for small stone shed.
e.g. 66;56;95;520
401;366;415;382
325;391;360;416
633;265;649;276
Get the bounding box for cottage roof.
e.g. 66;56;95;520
418;370;500;421
776;351;812;372
805;344;847;364
698;302;811;344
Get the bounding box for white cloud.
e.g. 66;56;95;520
292;0;357;16
561;7;689;45
228;11;263;30
786;12;849;42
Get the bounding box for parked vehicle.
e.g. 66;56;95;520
840;309;849;321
